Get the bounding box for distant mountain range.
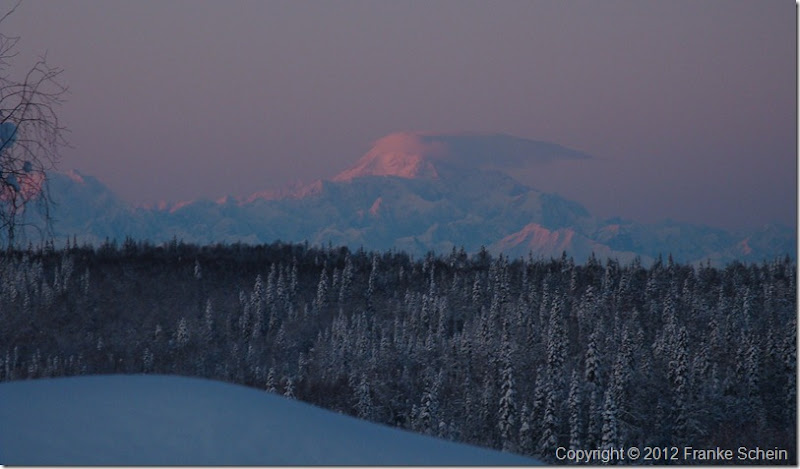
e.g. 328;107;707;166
35;131;796;265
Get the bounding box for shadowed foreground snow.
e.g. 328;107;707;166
0;374;539;465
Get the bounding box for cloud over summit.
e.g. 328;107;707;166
333;131;592;181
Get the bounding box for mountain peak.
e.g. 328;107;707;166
332;131;592;182
332;132;445;181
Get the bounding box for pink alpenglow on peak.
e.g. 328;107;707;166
491;222;643;264
497;223;577;253
369;197;383;216
333;132;446;181
244;180;323;204
332;131;592;182
737;237;753;256
65;169;86;185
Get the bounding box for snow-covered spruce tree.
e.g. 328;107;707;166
537;383;559;458
743;331;767;433
142;347;154;374
338;254;354;306
275;266;288;320
265;367;277;393
528;366;546;434
611;332;634;444
517;403;534;456
238;290;251;342
546;291;568;380
583;325;604;448
171;316;192;373
283;376;295;399
415;372;441;436
601;386;619;450
354;373;374;421
175;317;190;349
784;316;797;429
536;290;568;457
497;326;517;452
250;274;266;339
266;263;277;317
668;325;691;445
471;275;483;314
201;299;214;346
568;369;583;451
193;258;202;280
314;267;328;313
366;254;378;312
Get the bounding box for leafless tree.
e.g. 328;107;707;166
0;1;68;249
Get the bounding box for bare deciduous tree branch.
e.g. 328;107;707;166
0;2;68;249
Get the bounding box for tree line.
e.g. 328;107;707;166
0;238;795;463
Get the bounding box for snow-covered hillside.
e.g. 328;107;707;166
0;374;540;466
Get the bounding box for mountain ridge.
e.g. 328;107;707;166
23;132;797;266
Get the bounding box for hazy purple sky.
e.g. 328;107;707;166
5;0;796;230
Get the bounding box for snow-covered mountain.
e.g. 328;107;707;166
46;170;148;245
0;374;540;465
332;131;591;181
31;132;796;265
490;223;644;264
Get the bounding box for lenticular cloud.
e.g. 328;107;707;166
333;131;592;181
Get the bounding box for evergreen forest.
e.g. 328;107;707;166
0;239;795;464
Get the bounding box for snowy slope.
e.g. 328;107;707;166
0;374;540;466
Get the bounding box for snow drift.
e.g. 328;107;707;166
0;374;540;466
